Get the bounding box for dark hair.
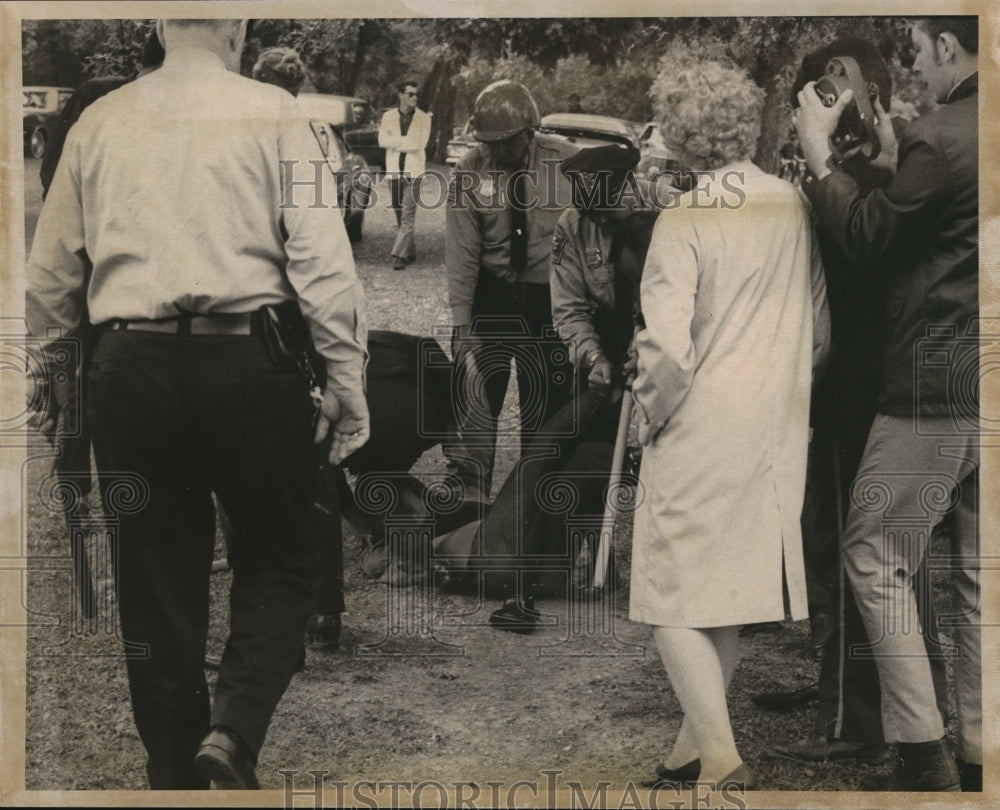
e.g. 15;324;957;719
397;79;418;93
914;17;979;55
140;29;165;68
791;37;892;109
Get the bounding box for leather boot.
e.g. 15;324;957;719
865;737;960;791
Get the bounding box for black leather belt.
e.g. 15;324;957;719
107;312;259;336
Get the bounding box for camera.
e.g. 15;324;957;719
813;56;881;160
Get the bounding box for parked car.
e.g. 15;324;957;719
538;112;642;151
538;112;680;201
297;116;373;243
446;117;477;166
296;93;385;170
636;122;681;184
23;86;73;158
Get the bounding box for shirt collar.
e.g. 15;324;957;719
162;47;228;74
946;71;978;104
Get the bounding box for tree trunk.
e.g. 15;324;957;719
422;54;462;164
343;21;377;97
751;56;784;175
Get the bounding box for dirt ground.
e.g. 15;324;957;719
19;161;960;799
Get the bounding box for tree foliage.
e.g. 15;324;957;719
22;16;928;167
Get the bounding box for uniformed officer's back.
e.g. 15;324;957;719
26;19;368;790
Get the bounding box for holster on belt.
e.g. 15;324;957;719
258;301;327;388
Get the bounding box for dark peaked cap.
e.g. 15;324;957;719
561;143;641;177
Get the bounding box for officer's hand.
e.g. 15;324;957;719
869;97;898;175
314;389;370;465
795;82;854;177
587;355;614;391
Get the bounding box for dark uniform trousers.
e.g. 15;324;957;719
87;329;321;789
447;270;573;496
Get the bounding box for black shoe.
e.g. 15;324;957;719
863;739;960;791
957;759;982;792
751;682;819;712
305;613;341;649
194;726;260;790
642;758;700;789
770;736;892;763
392;256;407;271
489;597;540;634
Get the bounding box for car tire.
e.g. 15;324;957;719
30;128;47;159
346;211;364;243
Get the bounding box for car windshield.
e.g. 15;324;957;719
351;103;375;125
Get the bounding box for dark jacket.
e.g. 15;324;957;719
805;73;978;420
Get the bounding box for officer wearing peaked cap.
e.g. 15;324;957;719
551;143;651;392
445;80;577;501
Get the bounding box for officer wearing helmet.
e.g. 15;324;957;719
445;80;576;501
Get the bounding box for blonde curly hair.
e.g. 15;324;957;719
252;47;307;97
651;60;764;170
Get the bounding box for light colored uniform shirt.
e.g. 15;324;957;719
445;133;575;325
550;208;617;366
26;47;367;394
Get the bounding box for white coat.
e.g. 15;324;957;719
378;107;431;178
628;161;830;628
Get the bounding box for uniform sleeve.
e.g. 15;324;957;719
631;211;698;444
804;124;951;272
278;100;368;397
550;215;604;365
26;125;89;344
446;163;482;326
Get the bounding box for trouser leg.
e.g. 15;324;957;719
390;177;420;261
87;331;214;789
389;177;403;227
948;471;981;764
842;413;978;745
205;341;320;755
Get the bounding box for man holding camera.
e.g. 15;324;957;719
796;17;979;792
27;19;369;790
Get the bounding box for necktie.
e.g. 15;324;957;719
508;171;528;273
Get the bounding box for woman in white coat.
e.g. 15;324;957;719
629;61;830;789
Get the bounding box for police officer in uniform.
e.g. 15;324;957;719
550;143;653;390
445;80;576;501
26;19;369;790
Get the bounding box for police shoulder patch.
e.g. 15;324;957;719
552;231;567;265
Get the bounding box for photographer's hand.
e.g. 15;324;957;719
795;82;854;180
869;97;899;175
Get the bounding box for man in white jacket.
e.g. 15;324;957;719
378;79;431;270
